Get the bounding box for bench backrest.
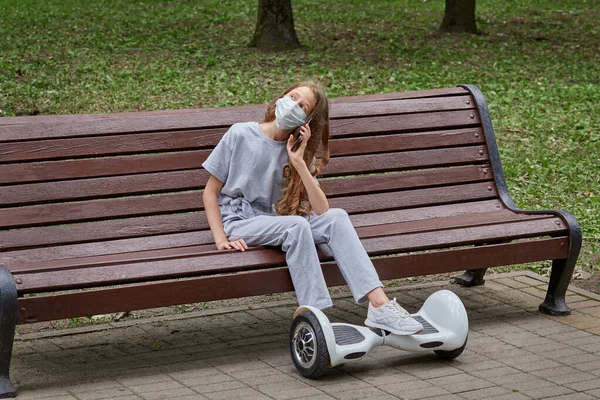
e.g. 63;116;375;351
0;86;496;270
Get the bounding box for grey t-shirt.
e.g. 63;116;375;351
202;121;318;223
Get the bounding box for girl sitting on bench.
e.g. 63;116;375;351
202;81;423;335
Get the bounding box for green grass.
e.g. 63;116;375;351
0;0;598;272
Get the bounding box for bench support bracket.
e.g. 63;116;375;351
455;268;487;287
455;242;508;286
0;267;17;398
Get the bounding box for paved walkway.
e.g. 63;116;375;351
10;271;600;400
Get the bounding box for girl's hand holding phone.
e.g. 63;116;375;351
287;123;311;167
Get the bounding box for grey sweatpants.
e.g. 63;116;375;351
223;207;384;309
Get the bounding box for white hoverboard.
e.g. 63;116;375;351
289;290;469;378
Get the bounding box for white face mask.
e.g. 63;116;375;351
275;96;307;129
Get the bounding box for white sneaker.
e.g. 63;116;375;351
365;298;424;335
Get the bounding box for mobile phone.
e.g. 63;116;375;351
291;117;313;152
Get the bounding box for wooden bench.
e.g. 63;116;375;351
0;85;581;397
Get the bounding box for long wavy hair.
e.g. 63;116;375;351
263;81;330;218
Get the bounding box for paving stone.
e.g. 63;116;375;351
77;387;137;400
486;372;539;386
344;367;413;386
141;387;197;400
501;377;556;392
98;397;141;400
128;379;187;394
191;380;247;394
515;358;564;372
257;380;324;399
548;371;600;385
378;380;432;394
585;388;600;397
216;360;274;374
312;379;373;397
574;359;600;375
486;393;531;400
426;373;494;393
564;377;600;391
495;278;530;289
382;383;450;399
239;372;299;386
547;329;596;342
286;395;334;400
572;300;600;309
459;386;512;399
204;387;264;400
65;381;125;394
586;326;600;335
539;394;595;400
167;367;224;382
518;384;575;398
558;352;599;366
471;366;522;379
331;387;393;400
118;373;176;387
12;389;78;400
521;286;547;299
513;276;544;286
360;396;402;400
395;363;464;380
566;294;590;303
236;395;279;400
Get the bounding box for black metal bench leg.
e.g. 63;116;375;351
538;216;582;316
455;268;488;287
539;257;577;316
0;267;17;398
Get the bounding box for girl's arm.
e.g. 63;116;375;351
296;163;329;215
203;175;231;247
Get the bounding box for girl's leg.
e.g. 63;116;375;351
308;208;423;335
366;287;390;307
224;215;333;309
308;208;384;305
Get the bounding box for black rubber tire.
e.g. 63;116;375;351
289;312;331;379
434;336;468;360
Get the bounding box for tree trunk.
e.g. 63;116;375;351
440;0;478;34
249;0;300;51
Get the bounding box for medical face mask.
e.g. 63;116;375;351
275;96;307;129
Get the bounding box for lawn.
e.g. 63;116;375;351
0;0;598;273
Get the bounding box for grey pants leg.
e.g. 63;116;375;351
223;208;383;309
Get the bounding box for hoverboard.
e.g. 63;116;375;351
289;289;469;378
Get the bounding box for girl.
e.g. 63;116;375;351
202;81;423;335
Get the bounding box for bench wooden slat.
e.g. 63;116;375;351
1;162;489;207
15;237;567;321
0;170;207;206
0;181;496;229
0;198;503;251
0;126;483;164
330;87;469;103
0;143;488;186
0;87;469;133
2;231;210;265
0;108;479;147
0;128;224;163
10;212;553;274
4;201;561;268
14;217;566;292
